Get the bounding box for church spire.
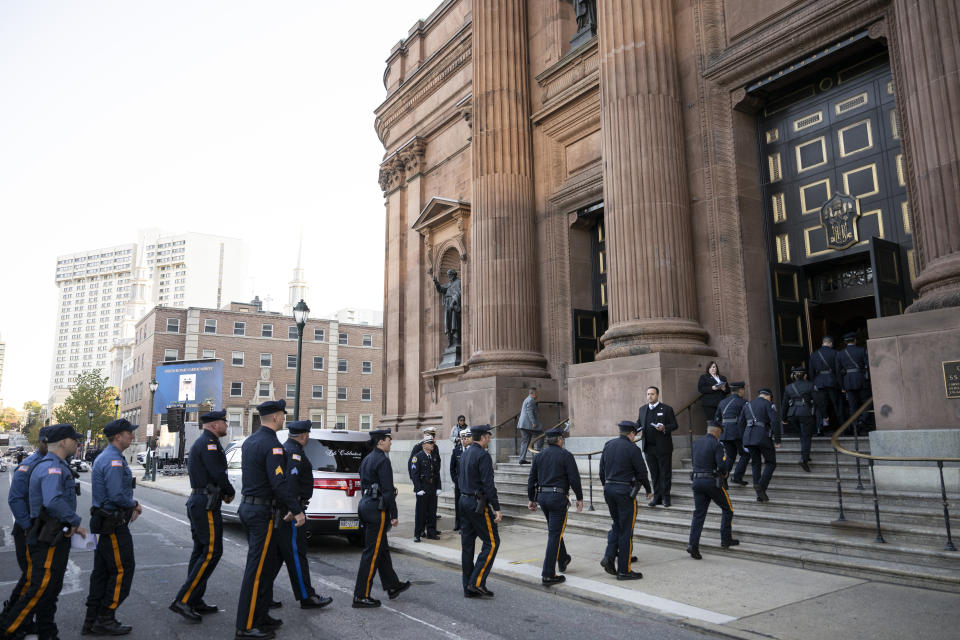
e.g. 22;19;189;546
285;227;309;314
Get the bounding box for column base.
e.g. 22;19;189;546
597;319;716;360
908;252;960;312
462;350;550;380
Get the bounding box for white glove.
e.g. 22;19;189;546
436;489;442;495
416;490;425;496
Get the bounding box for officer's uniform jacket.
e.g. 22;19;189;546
517;396;541;431
410;448;441;493
638;402;678;453
526;443;583;502
187;428;235;498
739;396;782;447
91;443;136;512
29;452;81;528
283;439;314;503
407;440;441;480
598;435;652;494
358;448;398;519
691;435;727;477
458;443;501;510
8;450;44;529
450;440;464;487
836;345;869;391
715;395;747;442
809;347;839;389
240;427;303;516
782;380;816;419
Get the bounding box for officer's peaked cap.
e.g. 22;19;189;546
757;387;773;396
545;426;565;437
459;427;473;438
791;365;806;373
37;425;54;443
257;399;286;416
469;424;492;436
104;418;136;437
706;420;722;429
618;420;638;433
200;410;227;424
729;381;745;389
287;420;311;434
843;332;857;341
369;428;392;443
46;424;83;443
420;435;435;445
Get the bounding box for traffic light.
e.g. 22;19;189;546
166;406;185;433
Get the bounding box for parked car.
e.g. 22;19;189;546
69;459;91;473
221;428;372;545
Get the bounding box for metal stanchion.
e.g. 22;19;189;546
853;420;865;490
587;453;595;511
833;447;846;521
937;461;956;551
868;459;885;543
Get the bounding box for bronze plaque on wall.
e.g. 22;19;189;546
944;360;960;399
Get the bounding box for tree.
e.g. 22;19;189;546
22;400;44;446
53;370;119;442
0;407;19;432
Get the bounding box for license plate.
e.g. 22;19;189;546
339;518;359;530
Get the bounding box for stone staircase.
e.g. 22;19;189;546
438;437;960;592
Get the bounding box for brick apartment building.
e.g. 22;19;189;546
120;300;382;442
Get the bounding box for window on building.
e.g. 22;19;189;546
227;409;243;430
260;353;272;367
261;324;273;337
362;361;372;374
361;388;372;401
362;334;372;347
309;411;323;426
202;349;216;359
338;332;348;345
359;415;372;430
230;382;243;397
164;349;178;362
234;321;246;336
166;318;179;332
288;325;298;339
232;351;244;366
312;385;323;399
313;356;324;370
335;415;347;429
287;355;297;369
286;384;296;398
338;358;347;373
314;328;325;342
258;382;270;398
204;319;217;333
337;387;347;400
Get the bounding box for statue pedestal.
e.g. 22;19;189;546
439;344;461;369
570;26;596;50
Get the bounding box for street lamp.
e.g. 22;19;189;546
87;409;94;452
292;299;310;421
148;378;159;481
114;395;120;419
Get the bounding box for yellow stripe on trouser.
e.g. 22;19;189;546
7;546;55;633
627;499;637;572
476;509;497;588
109;534;124;609
181;511;215;604
365;511;386;598
22;545;33;594
554;511;568;569
721;487;734;512
245;523;274;630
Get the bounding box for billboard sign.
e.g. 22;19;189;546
153;360;223;414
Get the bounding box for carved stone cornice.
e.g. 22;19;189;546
535;38;599;109
399;138;427;180
377;155;405;195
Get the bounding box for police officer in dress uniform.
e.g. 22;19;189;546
715;382;749;485
407;427;443;527
449;428;472;532
411;435;442;542
637;387;678;507
739;389;782;502
809;335;843;433
457;424;502;598
0;425;87;640
170;410;236;623
234;400;305;640
526;426;583;585
352;429;411;608
686;421;738;559
83;418;142;636
837;332;871;429
273;420;333;610
598;421;653;580
782;367;816;471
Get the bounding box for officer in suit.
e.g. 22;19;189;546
411;435;442;542
450;428;472;532
0;425;86;640
353;429;410;608
407;426;443;527
273;420;333;610
171;410;236;623
235;400;304;640
809;335;842;433
837;332;871;428
598;421;652;580
526;426;583;585
517;389;542;464
739;389;782;502
782;367;816;471
2;426;50;633
457;424;502;597
83;418;142;636
686;421;737;559
637;386;678;507
715;382;749;485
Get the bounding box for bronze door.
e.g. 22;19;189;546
769;263;809;390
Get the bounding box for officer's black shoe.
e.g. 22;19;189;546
413;536;421;542
558;554;571;573
477;586;495;597
631;555;638;562
731;478;748;486
519;460;531;465
268;600;282;609
542;575;566;586
647;498;661;508
352;597;381;608
600;557;617;576
800;461;811;472
463;586;484;598
388;581;412;600
235;628;275;640
426;533;441;540
81;607;99;635
90;615;132;635
300;595;333;609
687;546;702;560
721;539;740;549
168;601;202;623
760;488;770;502
192;601;219;614
617;571;643;580
256;616;282;630
662;497;671;508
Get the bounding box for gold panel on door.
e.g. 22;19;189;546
800;178;831;214
774;270;798;301
768;152;783;182
890;108;900;139
778;314;803;347
897;154;905;187
842;163;879;198
835;91;869;116
766;127;780;144
838;118;874;158
775;234;791;263
902;200;911;234
793;110;823;132
795;137;828;173
771;193;786;223
857;208;884;243
804;225;833;258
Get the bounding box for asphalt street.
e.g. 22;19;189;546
0;469;721;640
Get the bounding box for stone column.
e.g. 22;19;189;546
464;0;547;378
595;0;713;358
401;140;426;419
893;1;960;312
379;156;406;426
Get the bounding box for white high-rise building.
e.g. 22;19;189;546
0;332;6;407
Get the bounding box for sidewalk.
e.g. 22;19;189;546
134;472;960;640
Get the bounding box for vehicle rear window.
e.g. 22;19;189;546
304;439;370;473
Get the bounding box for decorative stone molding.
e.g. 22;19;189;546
535;38;599;107
377;156;405;195
867;18;888;42
412;197;471;268
399;138;427;180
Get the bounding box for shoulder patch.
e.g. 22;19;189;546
111;460;123;467
48;467;61;475
18;466;29;473
275;465;284;476
291;467;299;475
291;453;301;461
272;447;283;455
207;444;218;450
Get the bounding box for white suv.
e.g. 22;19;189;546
221;428;372;544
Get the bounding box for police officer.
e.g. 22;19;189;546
407;426;443;527
458;424;501;598
687;421;737;560
809;335;842;433
598;421;652;580
0;425;86;640
2;426;50;633
235;400;304;640
526;426;583;585
170;410;236;623
782;367;816;472
353;429;410;608
411;435;442;542
739;388;782;502
84;418;141;636
449;428;472;532
837;332;871;428
715;382;749;485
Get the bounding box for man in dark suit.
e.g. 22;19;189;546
638;386;678;507
809;335;842;434
837;332;871;430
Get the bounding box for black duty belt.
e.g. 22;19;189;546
538;486;566;493
604;480;634;486
691;472;717;479
241;496;273;506
191;488;210;495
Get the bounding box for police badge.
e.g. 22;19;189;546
819;192;861;250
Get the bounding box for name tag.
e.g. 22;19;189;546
207;444;218;451
272;447;283;455
292;454;301;461
111;460;123;467
48;467;61;475
657;413;664;417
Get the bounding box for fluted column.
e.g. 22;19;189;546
595;0;713;358
464;0;547;378
893;0;960;312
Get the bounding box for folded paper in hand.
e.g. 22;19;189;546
71;533;97;551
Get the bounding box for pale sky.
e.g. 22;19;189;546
0;0;442;409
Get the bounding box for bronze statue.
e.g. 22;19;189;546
431;268;462;349
573;0;596;32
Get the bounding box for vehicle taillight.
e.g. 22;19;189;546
313;478;362;497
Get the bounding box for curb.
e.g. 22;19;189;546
138;478;191;498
